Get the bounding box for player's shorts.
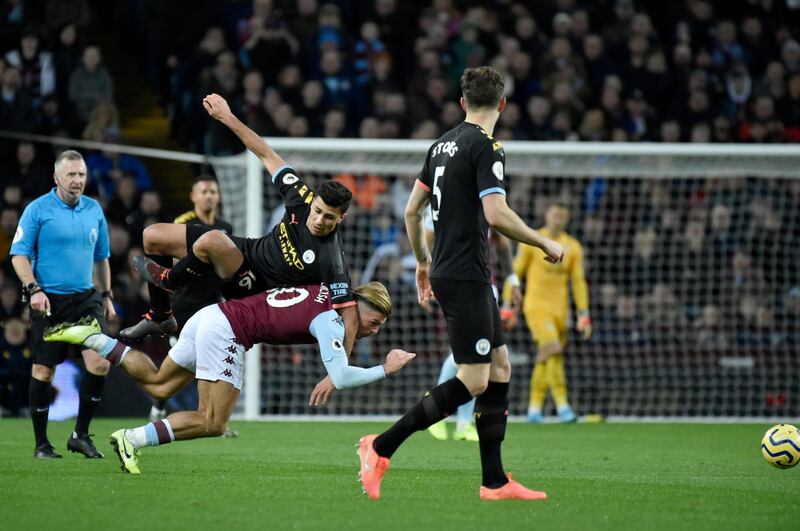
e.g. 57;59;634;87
168;304;246;390
430;277;505;364
185;223;213;252
524;307;568;348
31;289;107;366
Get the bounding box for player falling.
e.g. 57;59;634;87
44;282;414;473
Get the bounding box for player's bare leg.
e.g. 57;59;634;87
143;223;190;260
166;380;239;440
133;230;245;292
119;352;195;402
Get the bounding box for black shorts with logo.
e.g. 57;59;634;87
30;289;107;366
430;277;505;364
224;235;270;299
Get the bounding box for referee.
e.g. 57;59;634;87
10;149;115;459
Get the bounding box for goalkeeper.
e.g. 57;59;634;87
509;203;591;423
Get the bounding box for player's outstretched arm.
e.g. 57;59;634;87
308;349;415;406
202;93;286;175
482;194;564;263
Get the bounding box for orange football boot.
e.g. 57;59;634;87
357;434;390;500
479;473;548;501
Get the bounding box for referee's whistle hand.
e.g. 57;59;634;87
30;292;50;316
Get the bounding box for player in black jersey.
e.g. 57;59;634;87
121;174;233;340
358;66;564;501
128;94;360;355
121;174;233;422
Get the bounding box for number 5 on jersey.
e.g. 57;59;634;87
432;165;445;221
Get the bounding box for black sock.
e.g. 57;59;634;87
154;399;167;410
163;248;214;289
29;377;52;446
373;378;472;458
146;253;174;318
74;373;106;437
475;381;510;488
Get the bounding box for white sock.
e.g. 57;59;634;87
125;427;148;449
82;332;118;357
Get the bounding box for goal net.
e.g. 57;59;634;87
212;140;800;421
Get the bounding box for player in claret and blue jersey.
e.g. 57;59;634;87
44;282;414;474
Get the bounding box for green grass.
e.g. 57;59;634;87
1;419;798;530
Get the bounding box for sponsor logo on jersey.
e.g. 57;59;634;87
492;161;504;181
330;282;348;299
314;284;329;304
278;222;304;269
13;226;22;244
431;140;458;158
283;173;299;185
475;338;491;356
302;250;316;264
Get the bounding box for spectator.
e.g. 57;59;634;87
5;141;50;198
0;318;32;417
85;136;153;201
4;28;55;103
68;45;113;125
81;100;120;141
0;66;36;134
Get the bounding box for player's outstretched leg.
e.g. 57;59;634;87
359;377;473;499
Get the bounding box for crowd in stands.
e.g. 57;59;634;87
2;0;800;415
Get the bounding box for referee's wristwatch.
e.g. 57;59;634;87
26;282;42;295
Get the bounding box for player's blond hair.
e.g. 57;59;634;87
353;282;392;319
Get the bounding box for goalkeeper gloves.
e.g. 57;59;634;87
576;311;592;340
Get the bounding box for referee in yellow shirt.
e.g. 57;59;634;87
513;203;591;423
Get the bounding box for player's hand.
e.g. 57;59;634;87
416;260;432;305
577;312;592;340
203;93;232;122
500;306;518;332
309;375;335;406
541;239;564;263
382;349;416;376
418;293;437;314
30;291;50;316
103;297;116;320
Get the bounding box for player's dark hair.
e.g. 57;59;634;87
461;66;504;109
192;174;218;186
315;180;352;213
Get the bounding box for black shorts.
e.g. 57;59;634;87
430;278;505;364
185;223;212;252
30;289;107;367
223;236;269;299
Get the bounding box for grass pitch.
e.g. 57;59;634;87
1;419;797;530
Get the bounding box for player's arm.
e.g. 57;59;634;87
570;242;592;340
93;214;115;319
309;311;414;390
327;239;358;355
10;205;49;315
203;93;285;175
483;194;563;263
405;181;433;304
473;140;563;262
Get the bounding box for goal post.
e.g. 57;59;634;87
235;139;800;421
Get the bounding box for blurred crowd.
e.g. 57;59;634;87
2;0;800;415
117;0;800;152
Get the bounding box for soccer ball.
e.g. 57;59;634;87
761;424;800;469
